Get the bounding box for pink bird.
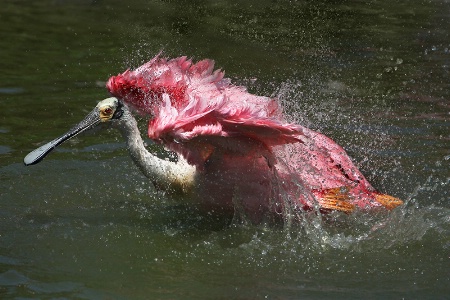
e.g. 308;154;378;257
24;55;403;223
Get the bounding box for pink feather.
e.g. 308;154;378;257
107;56;301;164
106;55;403;218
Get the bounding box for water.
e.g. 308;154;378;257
1;0;449;299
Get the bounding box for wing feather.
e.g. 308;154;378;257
107;55;302;166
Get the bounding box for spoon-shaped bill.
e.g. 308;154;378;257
24;108;101;166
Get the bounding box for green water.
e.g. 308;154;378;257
1;1;449;299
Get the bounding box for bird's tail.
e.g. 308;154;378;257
315;187;403;213
373;193;404;210
316;187;355;213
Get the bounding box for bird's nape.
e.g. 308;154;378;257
23;97;121;166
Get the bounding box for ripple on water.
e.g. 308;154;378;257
0;87;25;94
0;145;11;154
0;269;125;299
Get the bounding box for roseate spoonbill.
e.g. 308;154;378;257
24;55;402;223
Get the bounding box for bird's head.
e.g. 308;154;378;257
96;97;124;123
24;97;126;166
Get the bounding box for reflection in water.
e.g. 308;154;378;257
0;0;449;299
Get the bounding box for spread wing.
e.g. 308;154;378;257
106;55;303;166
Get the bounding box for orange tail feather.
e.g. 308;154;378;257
317;187;355;213
374;193;403;210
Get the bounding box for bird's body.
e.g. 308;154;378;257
24;55;403;223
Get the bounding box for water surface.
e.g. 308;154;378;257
0;1;449;299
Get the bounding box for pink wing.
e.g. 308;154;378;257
107;55;303;166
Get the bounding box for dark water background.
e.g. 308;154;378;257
0;1;449;299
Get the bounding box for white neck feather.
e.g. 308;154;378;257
115;107;196;194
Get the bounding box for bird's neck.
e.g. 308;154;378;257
116;107;196;194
